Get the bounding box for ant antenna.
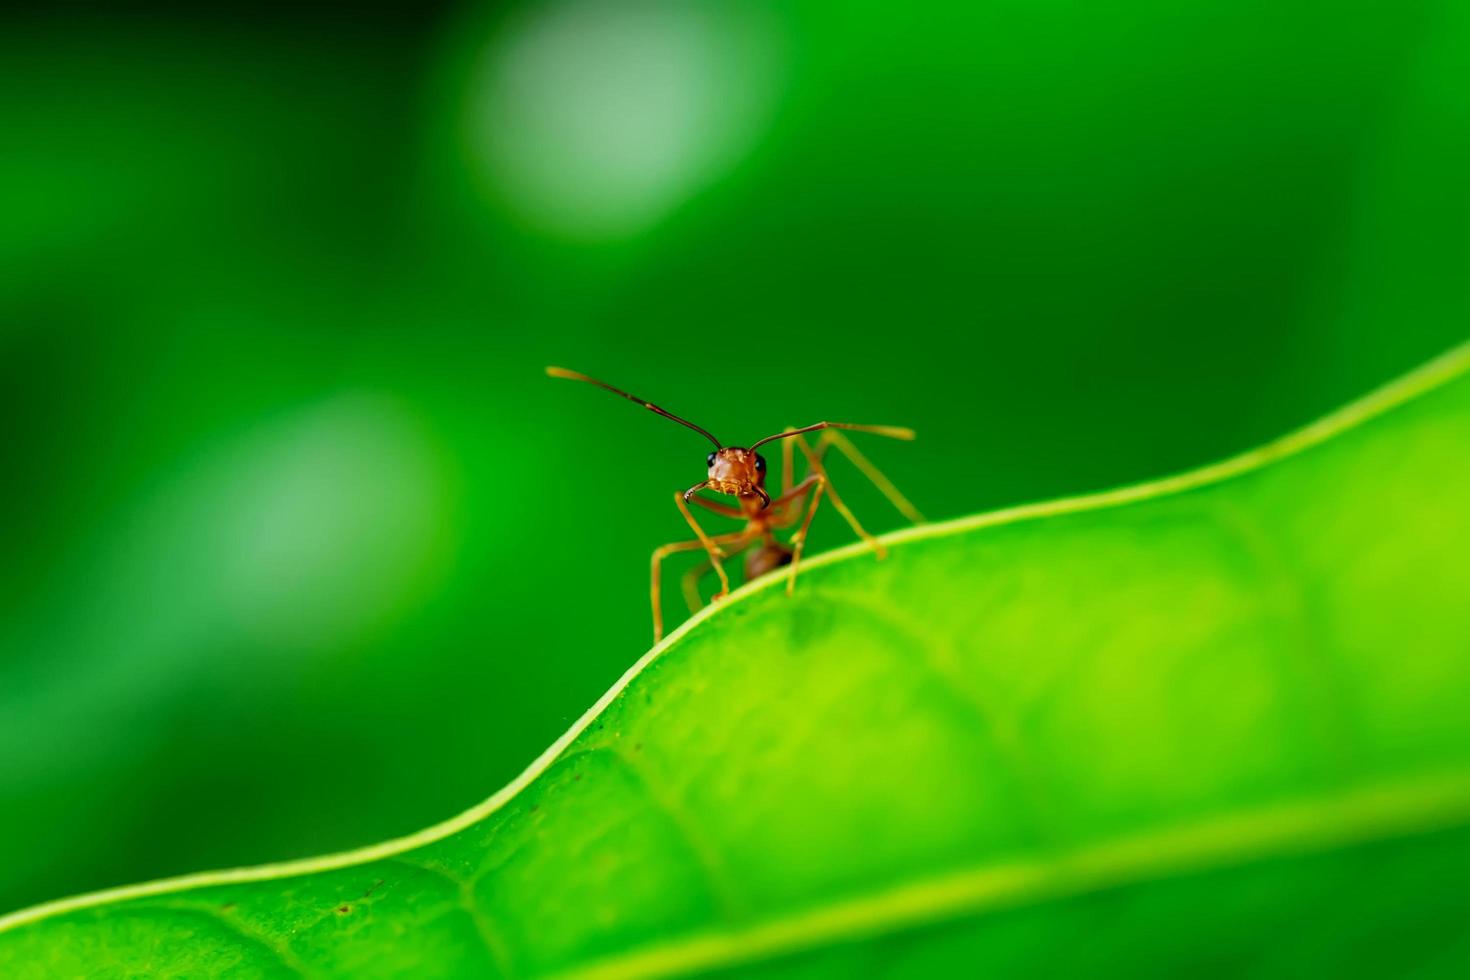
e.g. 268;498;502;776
547;366;723;449
749;421;916;450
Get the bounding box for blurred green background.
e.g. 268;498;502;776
1;0;1466;915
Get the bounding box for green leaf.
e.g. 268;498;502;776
3;345;1468;978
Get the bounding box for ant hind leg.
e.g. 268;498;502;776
813;429;925;523
681;558;711;613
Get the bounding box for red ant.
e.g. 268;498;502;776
548;367;924;641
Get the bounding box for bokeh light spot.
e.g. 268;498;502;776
463;0;782;239
214;392;455;653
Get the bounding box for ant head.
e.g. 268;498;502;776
703;447;768;502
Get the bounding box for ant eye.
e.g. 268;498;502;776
754;455;766;471
706;452;717;467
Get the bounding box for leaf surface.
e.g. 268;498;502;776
3;346;1468;978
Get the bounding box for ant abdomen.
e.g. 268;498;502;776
745;541;794;580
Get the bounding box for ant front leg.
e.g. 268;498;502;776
673;492;733;598
683;495;748;612
690;495;744;520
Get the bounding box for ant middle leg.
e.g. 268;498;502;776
782;431;797;493
681;527;760;612
760;473;827;595
673;491;734;597
790;435;887;559
780;426;829;493
784;474;826;595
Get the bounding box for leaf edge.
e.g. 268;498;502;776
1;340;1466;935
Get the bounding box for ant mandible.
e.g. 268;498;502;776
548;366;925;641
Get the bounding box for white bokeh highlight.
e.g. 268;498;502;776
464;0;782;239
